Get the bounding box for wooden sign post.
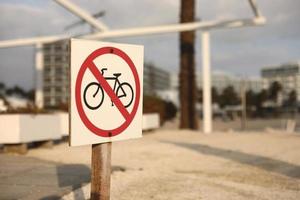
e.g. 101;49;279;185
91;143;111;200
70;39;143;199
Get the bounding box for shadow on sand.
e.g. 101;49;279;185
40;164;126;200
40;164;90;200
162;141;300;179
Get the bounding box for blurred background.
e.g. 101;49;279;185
1;0;300;133
0;1;300;199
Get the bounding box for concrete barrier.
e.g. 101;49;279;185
57;112;160;135
142;113;160;130
57;112;69;137
0;112;160;145
0;114;61;144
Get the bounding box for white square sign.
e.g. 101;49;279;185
69;39;144;146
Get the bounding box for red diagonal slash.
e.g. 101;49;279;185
87;61;130;120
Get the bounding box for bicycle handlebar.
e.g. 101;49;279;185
101;68;108;75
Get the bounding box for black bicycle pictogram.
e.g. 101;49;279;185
83;68;134;110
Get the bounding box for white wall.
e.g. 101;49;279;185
0;114;61;144
143;113;160;130
0;112;161;144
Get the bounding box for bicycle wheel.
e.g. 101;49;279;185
116;82;134;108
83;82;104;110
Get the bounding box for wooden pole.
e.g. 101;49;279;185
179;0;198;130
91;142;112;200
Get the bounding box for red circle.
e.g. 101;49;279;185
75;46;140;137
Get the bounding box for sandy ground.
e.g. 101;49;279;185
25;128;300;200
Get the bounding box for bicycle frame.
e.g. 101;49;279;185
84;68;133;109
100;68;127;97
104;76;126;98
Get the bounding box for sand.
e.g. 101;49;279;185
26;130;300;200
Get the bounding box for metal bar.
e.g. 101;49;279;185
85;17;266;40
65;11;105;31
248;0;261;17
54;0;109;31
0;17;266;48
35;43;44;109
0;35;69;48
201;32;212;134
241;79;247;130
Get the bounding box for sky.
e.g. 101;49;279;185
0;0;299;90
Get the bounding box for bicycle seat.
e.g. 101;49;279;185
113;73;121;77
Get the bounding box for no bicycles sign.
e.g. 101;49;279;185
69;39;144;146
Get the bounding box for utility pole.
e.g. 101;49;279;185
179;0;198;129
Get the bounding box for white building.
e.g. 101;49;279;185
144;63;171;95
242;77;262;93
167;71;262;109
43;40;69;108
261;61;300;101
42;40;171;108
171;71;262;93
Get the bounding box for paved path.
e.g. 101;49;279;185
0;154;90;200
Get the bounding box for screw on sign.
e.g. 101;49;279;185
70;39;144;200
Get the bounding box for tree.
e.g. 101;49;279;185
258;89;268;103
143;95;165;125
164;101;178;121
254;89;268;115
6;86;27;97
0;82;5;97
286;90;297;106
197;88;203;103
26;89;35;101
268;81;282;102
179;0;198;129
219;86;239;108
246;89;256;107
245;89;257;117
0;82;5;89
197;87;218;104
211;87;219;103
287;90;298;116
